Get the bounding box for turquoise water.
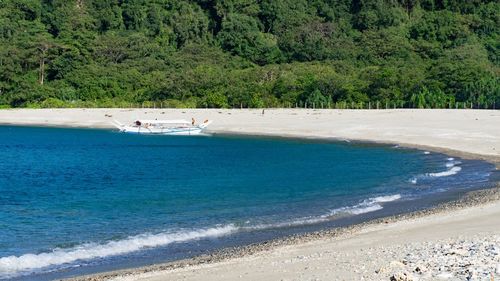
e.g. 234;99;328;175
0;126;495;280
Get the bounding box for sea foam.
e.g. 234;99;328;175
370;194;403;203
244;194;402;232
410;158;462;184
330;194;401;216
446;160;461;168
427;166;462;177
0;225;237;277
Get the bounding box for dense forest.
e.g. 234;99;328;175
0;0;498;109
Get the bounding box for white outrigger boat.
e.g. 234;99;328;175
112;119;212;135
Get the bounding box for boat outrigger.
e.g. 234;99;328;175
112;118;212;135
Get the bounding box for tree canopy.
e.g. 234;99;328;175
0;0;498;108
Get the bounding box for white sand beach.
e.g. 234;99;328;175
0;108;498;157
1;108;499;280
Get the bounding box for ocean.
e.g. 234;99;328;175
0;126;495;280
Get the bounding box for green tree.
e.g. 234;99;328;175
218;13;282;64
170;2;210;47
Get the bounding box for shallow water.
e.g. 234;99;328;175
0;126;495;280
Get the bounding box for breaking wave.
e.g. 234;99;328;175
329;194;402;216
247;194;403;231
0;193;403;278
446;160;462;168
410;157;462;184
0;225;237;277
427;166;462;177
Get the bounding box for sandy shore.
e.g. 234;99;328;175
1;108;499;280
0;108;498;158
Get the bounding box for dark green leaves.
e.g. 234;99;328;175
0;0;498;108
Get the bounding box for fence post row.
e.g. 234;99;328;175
81;100;497;110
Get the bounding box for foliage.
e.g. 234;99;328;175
0;0;498;108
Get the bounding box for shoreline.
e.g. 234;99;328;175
1;108;498;166
1;108;499;280
3;118;499;168
0;108;498;156
213;130;500;168
64;184;500;281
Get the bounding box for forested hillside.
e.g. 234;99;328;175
0;0;498;108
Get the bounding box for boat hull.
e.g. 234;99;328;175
120;126;204;135
112;120;212;135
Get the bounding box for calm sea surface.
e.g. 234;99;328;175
0;126;495;280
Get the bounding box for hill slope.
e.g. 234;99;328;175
0;0;498;108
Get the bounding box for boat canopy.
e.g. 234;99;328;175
136;119;191;124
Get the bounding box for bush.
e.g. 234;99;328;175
201;90;229;108
40;98;65;108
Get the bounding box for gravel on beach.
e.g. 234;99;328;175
375;235;500;281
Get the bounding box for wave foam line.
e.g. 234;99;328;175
410;158;462;184
370;194;402;203
0;225;237;276
246;195;402;231
246;217;330;231
427;166;462;177
330;194;401;216
446;160;461;168
0;194;403;276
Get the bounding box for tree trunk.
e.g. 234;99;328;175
39;57;44;85
38;45;48;85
